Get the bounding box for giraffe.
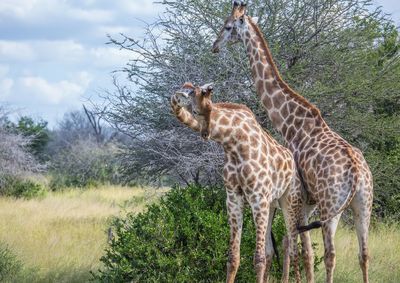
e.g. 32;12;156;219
171;82;309;283
211;2;373;283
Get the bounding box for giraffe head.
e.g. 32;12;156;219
175;82;214;139
212;1;256;53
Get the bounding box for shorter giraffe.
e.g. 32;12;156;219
171;82;310;283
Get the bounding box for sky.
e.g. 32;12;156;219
0;0;399;128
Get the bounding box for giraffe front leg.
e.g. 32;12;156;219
225;189;244;283
263;207;277;283
250;199;270;283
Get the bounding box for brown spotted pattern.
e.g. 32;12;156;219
171;84;309;283
212;3;373;283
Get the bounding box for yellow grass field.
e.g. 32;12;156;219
312;224;400;283
0;186;398;282
0;186;166;282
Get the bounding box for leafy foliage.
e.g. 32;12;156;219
94;185;321;282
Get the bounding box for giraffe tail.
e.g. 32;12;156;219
297;221;322;233
297;147;360;233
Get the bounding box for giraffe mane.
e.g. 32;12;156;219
246;17;322;118
215;102;253;114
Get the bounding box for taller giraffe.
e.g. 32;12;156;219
212;2;373;283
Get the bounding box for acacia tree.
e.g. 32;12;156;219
47;106;123;188
0;107;43;191
101;0;399;215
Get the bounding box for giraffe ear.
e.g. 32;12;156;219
252;17;259;24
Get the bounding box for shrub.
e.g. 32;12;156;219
1;176;47;199
94;185;321;282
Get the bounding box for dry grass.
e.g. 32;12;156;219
310;223;400;283
0;187;398;282
0;185;167;283
268;223;400;283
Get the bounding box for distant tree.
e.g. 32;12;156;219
13;116;49;160
46;106;122;189
0;108;43;191
49;139;121;189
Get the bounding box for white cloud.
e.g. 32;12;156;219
68;8;114;23
19;73;92;105
0;65;10;77
0;78;13;100
0;39;133;72
32;40;85;63
0;0;114;25
0;41;35;61
117;0;164;16
89;47;134;68
0;0;37;18
0;65;13;100
97;25;132;36
0;0;162;124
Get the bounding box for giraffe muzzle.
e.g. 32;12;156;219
212;43;220;53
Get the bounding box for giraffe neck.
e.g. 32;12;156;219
209;104;263;152
209;106;242;144
171;98;258;153
240;17;327;149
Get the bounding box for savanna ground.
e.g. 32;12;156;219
0;186;166;282
0;186;399;283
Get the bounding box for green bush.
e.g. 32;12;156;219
94;185;321;282
1;176;47;199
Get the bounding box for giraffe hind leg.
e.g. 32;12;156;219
351;190;372;283
300;204;317;283
321;214;341;283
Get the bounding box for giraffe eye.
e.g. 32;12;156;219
225;26;232;31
